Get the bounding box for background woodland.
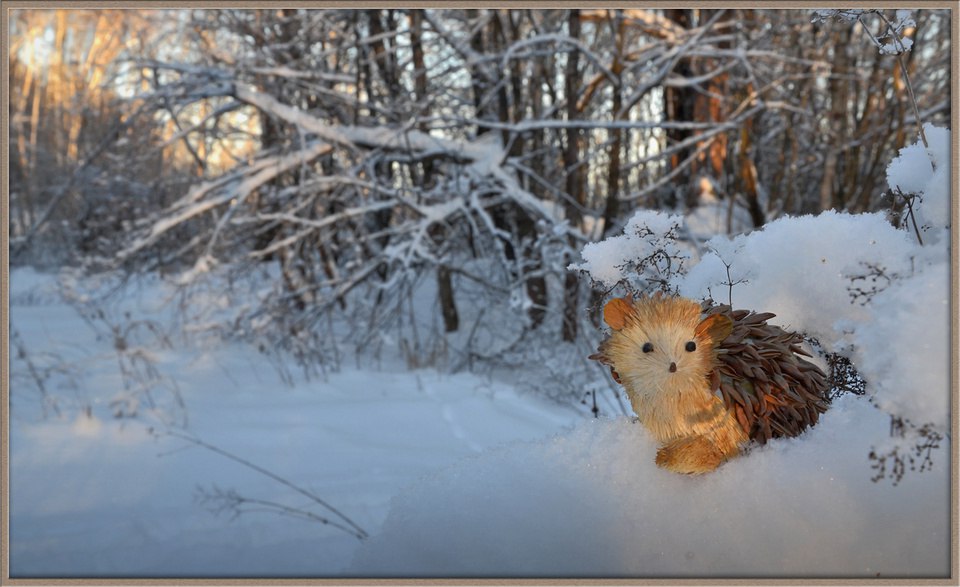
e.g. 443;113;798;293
8;8;951;396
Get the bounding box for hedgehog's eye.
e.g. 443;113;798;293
642;342;654;353
685;341;697;352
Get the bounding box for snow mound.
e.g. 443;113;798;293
886;123;951;242
679;210;917;338
849;263;951;430
569;210;688;288
349;395;948;578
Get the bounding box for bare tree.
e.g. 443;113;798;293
13;9;948;404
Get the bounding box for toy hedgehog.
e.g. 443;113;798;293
590;293;830;474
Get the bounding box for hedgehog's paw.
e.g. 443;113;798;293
655;435;728;475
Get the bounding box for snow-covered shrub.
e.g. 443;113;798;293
687;210;917;332
569;210;691;295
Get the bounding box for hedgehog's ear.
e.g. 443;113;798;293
695;313;733;344
603;298;634;331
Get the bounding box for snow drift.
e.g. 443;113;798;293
349;395;949;577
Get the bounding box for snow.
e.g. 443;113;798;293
9;269;580;577
880;36;913;55
811;9;917;56
569;209;689;288
680;210;918;339
350;396;949;577
849;256;950;430
540;127;948;577
887;135;936;195
887;123;952;239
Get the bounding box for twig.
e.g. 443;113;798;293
164;430;369;540
903;195;923;245
11;328;62;418
868;11;928;149
196;486;363;537
708;247;748;307
895;53;928;149
724;259;735;307
894;187;924;245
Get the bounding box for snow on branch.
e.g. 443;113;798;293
812;9;916;55
231;85;572;238
119;140;332;261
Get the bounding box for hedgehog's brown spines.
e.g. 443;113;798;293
706;303;830;445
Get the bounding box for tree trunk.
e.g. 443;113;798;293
662;9;698;208
411;10;460;332
602;10;625;236
560;9;585;342
467;10;497;137
819;27;852;212
437;265;459;332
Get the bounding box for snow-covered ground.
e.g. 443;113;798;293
8;268;581;577
351;397;949;578
8;257;951;579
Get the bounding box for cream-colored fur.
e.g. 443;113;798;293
601;295;748;474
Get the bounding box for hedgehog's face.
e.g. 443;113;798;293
624;321;708;392
602;296;732;397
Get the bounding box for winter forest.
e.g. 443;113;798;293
6;7;954;579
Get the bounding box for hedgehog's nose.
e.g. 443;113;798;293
669;362;677;373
